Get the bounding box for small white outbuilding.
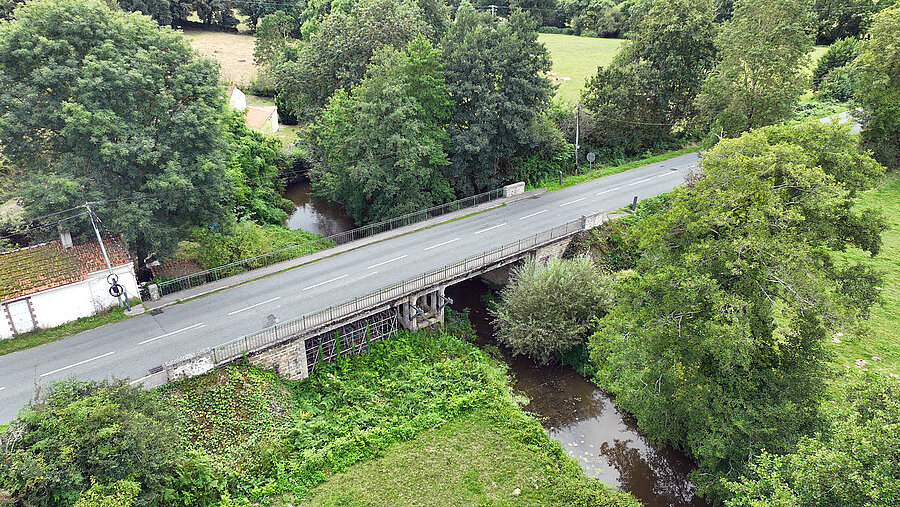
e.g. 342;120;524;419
0;236;138;338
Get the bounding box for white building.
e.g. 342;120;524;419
0;236;138;338
226;85;279;134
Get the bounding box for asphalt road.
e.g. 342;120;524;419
0;153;698;422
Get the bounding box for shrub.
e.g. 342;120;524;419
0;380;186;506
811;37;861;90
491;256;610;364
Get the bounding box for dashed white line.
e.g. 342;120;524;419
628;175;656;186
424;238;461;251
40;351;115;378
0;386;6;392
559;197;586;207
520;209;548;220
227;297;281;316
474;223;507;235
139;322;206;344
357;271;379;280
303;274;349;291
367;255;407;269
596;186;621;196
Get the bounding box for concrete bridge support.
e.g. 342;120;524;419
396;286;448;332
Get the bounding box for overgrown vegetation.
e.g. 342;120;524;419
1;330;637;505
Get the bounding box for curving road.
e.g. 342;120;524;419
0;153;698;422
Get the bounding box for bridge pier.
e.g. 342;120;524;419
397;286;447;332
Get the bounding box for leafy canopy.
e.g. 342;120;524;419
590;122;885;499
0;0;231;258
854;6;900;169
581;0;717;155
695;0;814;136
305;37;454;224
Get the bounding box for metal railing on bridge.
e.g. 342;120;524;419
155;187;505;297
211;217;584;364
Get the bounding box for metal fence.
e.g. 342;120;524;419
210;217;584;365
155;187;506;297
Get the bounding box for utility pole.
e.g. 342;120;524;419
574;103;581;174
85;202;129;310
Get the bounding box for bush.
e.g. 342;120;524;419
0;380;186;507
817;64;859;102
537;25;573;34
811;37;861;90
491;256;610;364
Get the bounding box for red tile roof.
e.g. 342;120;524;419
0;237;132;302
244;106;277;129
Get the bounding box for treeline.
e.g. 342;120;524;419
493;120;897;504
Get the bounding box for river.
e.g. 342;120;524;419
283;180;356;236
283;182;708;506
446;279;709;507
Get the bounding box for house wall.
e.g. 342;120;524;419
0;263;138;339
229;86;247;111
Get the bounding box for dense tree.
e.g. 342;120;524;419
580;0;717;156
194;0;238;27
305;38;454;224
590;122;885;499
724;373;900;506
442;2;554;195
274;0;432;119
695;0;813;136
222;110;294;225
239;0;304;30
492;256;610;364
854;6;900;169
0;0;231;258
813;0;883;45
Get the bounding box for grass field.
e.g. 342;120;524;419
307;411;637;506
181;28;257;87
830;174;900;378
538;34;624;104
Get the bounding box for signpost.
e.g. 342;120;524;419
587;152;595;172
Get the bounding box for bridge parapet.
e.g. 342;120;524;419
135;211;612;388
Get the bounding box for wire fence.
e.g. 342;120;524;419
155;188;506;297
211;217;585;365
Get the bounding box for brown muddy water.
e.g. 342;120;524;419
283;180;356;236
446;279;709;507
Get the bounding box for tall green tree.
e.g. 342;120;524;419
0;0;230;258
590;122;885;499
581;0;717;155
274;0;432;119
305;38;454;224
813;0;884;44
695;0;813;136
854;6;900;169
442;2;553;195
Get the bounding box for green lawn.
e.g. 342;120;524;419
538;34;624;104
306;411;637;506
830;174;900;377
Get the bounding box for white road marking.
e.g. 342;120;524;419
367;255;407;269
227;297;281;316
424;238;461;251
139;322;206;345
357;271;379;280
474;223;507;235
303;274;349;291
559;197;586;207
596;186;621;196
520;209;548;220
40;351;115;378
628;175;656;186
0;386;6;392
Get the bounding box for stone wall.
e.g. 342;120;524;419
248;337;309;380
503;182;525;198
